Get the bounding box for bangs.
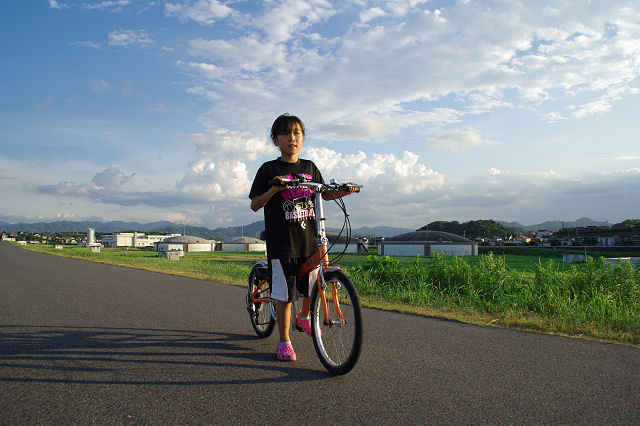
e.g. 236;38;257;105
271;114;305;140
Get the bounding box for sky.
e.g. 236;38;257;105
1;0;639;230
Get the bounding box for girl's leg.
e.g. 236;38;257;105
277;300;292;343
299;297;310;317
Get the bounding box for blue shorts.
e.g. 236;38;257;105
269;258;318;302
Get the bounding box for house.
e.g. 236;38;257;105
597;235;621;246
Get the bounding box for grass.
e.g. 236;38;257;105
14;243;640;347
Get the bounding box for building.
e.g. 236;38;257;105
217;236;266;252
378;230;478;256
326;233;368;253
102;232;181;248
597;235;622;246
156;235;217;254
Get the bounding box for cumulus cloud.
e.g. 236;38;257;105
184;129;276;162
306;147;445;198
91;165;135;189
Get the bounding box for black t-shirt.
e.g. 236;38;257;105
249;158;324;259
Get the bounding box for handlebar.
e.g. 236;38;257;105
268;176;362;193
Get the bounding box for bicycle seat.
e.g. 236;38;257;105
254;265;269;279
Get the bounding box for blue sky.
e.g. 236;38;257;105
1;0;639;229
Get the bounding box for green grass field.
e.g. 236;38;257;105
14;243;640;347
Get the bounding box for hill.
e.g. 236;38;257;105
0;220;175;233
149;221;265;241
418;219;517;239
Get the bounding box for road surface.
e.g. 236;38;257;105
1;241;639;424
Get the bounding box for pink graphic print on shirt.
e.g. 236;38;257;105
280;174;315;222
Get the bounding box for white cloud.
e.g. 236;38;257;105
48;0;68;10
56;211;77;220
71;41;102;49
165;0;234;25
426;128;500;151
359;7;386;24
108;29;154;47
91;165;135;189
542;111;567;123
306;147;444;197
84;1;130;12
570;86;640;118
250;0;337;43
184;128;276;162
598;155;640;161
90;79;112;92
179;0;640;140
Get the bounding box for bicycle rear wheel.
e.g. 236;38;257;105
247;263;275;338
310;270;363;374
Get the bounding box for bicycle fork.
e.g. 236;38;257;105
317;268;347;327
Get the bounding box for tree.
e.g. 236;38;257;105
417;219;517;239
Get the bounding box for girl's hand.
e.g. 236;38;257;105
346;182;359;193
269;176;289;192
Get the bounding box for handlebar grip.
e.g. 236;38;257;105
339;184;362;193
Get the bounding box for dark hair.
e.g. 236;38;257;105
270;113;305;143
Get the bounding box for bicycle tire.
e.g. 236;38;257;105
247;263;275;338
310;270;363;374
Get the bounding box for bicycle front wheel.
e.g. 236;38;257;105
310;270;363;375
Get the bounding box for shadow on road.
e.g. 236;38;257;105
0;325;329;385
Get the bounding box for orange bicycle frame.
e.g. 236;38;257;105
298;189;346;327
251;181;349;326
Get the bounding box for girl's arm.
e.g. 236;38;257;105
322;185;358;201
250;178;288;211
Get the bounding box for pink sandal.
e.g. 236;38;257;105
276;342;296;361
295;313;312;337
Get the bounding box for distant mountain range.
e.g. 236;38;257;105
497;217;609;232
1;217;612;239
0;220;413;240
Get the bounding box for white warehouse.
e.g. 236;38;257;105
102;232;181;248
156;235;218;253
217;236;266;252
378;231;478;257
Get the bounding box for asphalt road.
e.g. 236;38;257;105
1;241;639;424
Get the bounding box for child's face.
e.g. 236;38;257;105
273;122;304;160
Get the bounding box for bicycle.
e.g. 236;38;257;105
246;176;364;375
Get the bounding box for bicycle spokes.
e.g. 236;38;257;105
310;270;363;375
